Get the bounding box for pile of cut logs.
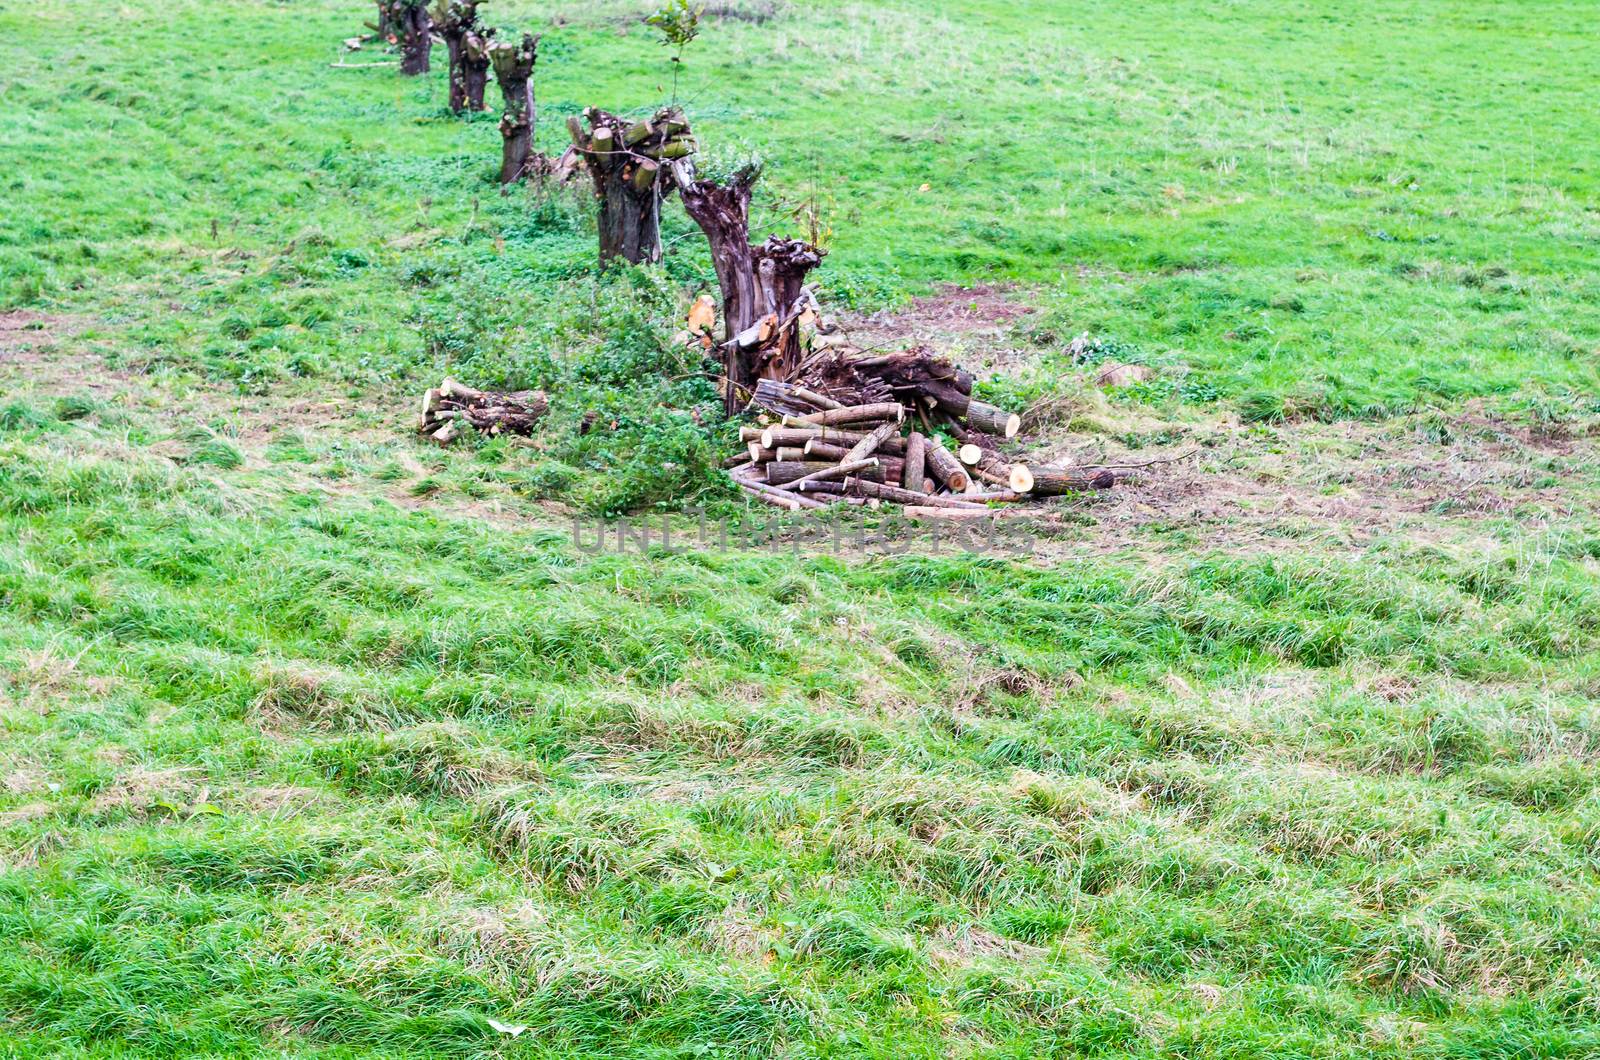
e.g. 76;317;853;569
418;378;548;445
726;352;1117;516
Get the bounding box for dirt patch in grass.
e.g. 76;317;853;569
3;313;1594;566
837;284;1039;370
0;311;82;363
1026;411;1599;561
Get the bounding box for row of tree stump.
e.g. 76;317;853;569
363;2;831;414
373;4;1114;521
371;1;542;184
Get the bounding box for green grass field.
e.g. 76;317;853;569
2;0;1599;1055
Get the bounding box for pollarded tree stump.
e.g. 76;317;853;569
383;0;433;75
462;30;492;111
372;0;398;43
489;33;538;183
676;163;825;415
568;107;694;266
433;0;491;113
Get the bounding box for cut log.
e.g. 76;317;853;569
763;425;907;452
901;506;1025;520
1009;466;1117;495
439;377;486;402
966;452;1019;488
623;119;655;146
731;466;827;510
800;442;902;476
736;480;818;510
786;458;880;491
957;443;984;466
489;34;539;183
761;426;819;450
847;479;987;509
902;431;926;495
791;386;844;411
774;446;806;462
842;421;900;464
789;403;904;427
802;440;849;461
967;399;1020;438
766;461;884;486
794;479;846;494
923;438;969;492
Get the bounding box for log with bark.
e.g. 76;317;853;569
730;465;826;510
902;431;927;494
418;378;548;444
675;162;825;415
796;346;1023;444
1008;465;1117;495
489;33;538;183
382;0;433;75
923;437;969;493
569;107;694;265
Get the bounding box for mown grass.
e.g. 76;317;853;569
3;0;1600;1055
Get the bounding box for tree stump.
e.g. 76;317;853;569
373;0;398;43
462;30;492;111
488;33;538;183
676;163;825;415
568;107;693;266
433;1;491;113
384;0;433;75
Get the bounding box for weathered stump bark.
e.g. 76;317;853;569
676;163;825;416
384;1;432;75
433;1;490;113
462;31;492;111
373;0;398;43
489;33;538;183
569;107;693;265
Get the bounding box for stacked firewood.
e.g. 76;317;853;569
726;362;1116;516
418;379;548;445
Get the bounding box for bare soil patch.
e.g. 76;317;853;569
837;284;1039;370
3;313;1593;564
1039;411;1598;559
0;311;81;362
